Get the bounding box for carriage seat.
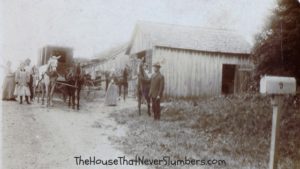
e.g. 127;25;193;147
56;75;66;82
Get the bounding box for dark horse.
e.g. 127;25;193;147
115;67;129;101
65;63;84;110
137;62;151;116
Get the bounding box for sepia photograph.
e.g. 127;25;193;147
0;0;299;169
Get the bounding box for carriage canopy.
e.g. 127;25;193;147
38;46;74;75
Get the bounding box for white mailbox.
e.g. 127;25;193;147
260;76;296;95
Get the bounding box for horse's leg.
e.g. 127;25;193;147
76;87;80;110
32;84;35;101
45;83;49;107
48;84;52;107
37;87;40;103
41;85;44;103
123;84;125;101
138;90;141;115
36;85;39;102
68;94;71;107
125;83;128;101
146;95;151;116
63;91;67;103
43;83;46;105
118;84;122;97
70;86;74;109
44;76;50;107
40;84;44;104
72;92;75;109
68;89;71;108
49;82;56;106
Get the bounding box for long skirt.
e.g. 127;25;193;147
105;83;118;106
15;84;31;97
2;75;16;100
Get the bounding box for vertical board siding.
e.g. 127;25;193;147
153;47;250;97
131;31;152;55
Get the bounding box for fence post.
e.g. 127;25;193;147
269;96;283;169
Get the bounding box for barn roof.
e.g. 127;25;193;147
126;21;252;55
91;43;128;62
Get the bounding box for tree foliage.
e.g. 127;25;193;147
252;0;300;84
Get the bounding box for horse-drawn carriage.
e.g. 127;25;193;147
37;46;84;109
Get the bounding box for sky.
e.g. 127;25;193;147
0;0;277;69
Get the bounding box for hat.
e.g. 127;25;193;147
152;62;161;68
20;62;25;69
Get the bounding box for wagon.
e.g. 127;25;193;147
38;45;77;92
38;45;74;75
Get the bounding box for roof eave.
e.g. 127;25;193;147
154;45;251;56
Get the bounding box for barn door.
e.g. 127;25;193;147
136;50;152;72
221;64;236;94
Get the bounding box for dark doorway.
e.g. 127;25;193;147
136;50;152;73
222;64;236;94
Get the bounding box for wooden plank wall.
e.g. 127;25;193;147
130;30;152;55
153;47;250;97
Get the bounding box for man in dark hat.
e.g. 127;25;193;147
149;62;164;120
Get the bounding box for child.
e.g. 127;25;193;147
15;63;31;104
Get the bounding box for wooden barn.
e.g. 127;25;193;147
126;22;253;97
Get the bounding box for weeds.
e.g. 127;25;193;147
110;94;300;169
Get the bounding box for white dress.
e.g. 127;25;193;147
104;81;118;106
15;70;31;97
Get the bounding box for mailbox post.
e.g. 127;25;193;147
260;76;296;169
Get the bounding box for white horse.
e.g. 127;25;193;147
38;56;61;106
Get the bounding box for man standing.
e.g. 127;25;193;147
149;63;164;120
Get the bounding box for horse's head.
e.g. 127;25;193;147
65;64;85;83
48;55;61;72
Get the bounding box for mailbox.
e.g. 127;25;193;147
260;76;296;95
260;75;296;169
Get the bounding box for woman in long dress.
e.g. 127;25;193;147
2;61;16;101
104;79;118;106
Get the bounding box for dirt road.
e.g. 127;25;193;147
2;93;147;169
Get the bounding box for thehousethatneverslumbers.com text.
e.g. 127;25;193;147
74;155;226;166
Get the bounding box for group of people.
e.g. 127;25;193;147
3;57;165;120
2;59;37;104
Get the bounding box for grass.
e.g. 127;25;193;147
109;94;300;169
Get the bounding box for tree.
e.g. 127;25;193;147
252;0;300;84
